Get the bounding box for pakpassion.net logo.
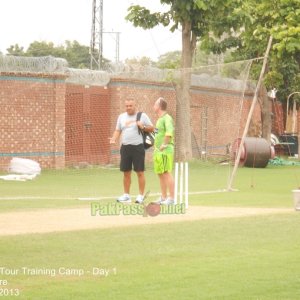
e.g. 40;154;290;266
91;202;186;217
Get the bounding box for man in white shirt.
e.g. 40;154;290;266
110;99;154;203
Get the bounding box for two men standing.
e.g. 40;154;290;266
110;97;175;205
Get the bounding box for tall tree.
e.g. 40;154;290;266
126;0;241;160
200;0;300;140
236;0;300;139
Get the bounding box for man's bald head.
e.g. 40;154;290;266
155;97;167;111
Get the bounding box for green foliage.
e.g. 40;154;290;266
155;50;181;69
125;5;170;29
6;44;25;56
200;36;241;55
126;0;240;44
263;70;284;90
26;41;61;57
63;40;91;69
125;56;154;67
202;0;300;103
5;40;92;69
251;0;300;58
290;74;300;97
240;0;299;101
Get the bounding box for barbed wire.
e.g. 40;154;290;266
0;55;68;74
66;68;110;86
0;54;256;90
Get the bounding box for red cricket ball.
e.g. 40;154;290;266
145;202;161;217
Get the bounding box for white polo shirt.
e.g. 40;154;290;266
116;112;153;145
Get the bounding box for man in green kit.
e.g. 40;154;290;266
153;97;175;205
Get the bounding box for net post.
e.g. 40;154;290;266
185;162;189;208
179;162;184;204
174;162;179;204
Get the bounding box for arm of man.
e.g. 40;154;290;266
159;114;174;151
159;135;172;151
136;113;155;133
140;123;155;133
109;130;121;144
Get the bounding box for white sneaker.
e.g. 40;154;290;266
154;196;165;204
160;198;174;205
135;194;144;204
117;194;131;203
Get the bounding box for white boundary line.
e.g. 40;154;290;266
0;189;234;201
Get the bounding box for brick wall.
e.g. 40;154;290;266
0;73;284;170
190;87;259;157
0;72;66;170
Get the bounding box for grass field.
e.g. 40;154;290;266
0;161;300;299
0;161;299;210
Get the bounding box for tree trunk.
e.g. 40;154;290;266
175;21;196;161
259;85;272;143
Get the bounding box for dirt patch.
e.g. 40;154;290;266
0;205;293;236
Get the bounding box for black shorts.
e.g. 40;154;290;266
120;144;145;172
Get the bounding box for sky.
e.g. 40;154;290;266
0;0;181;62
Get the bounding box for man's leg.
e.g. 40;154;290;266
158;173;168;199
123;171;131;194
136;171;145;195
165;172;175;199
132;144;145;201
158;172;175;204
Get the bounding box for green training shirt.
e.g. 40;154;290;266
154;113;174;153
